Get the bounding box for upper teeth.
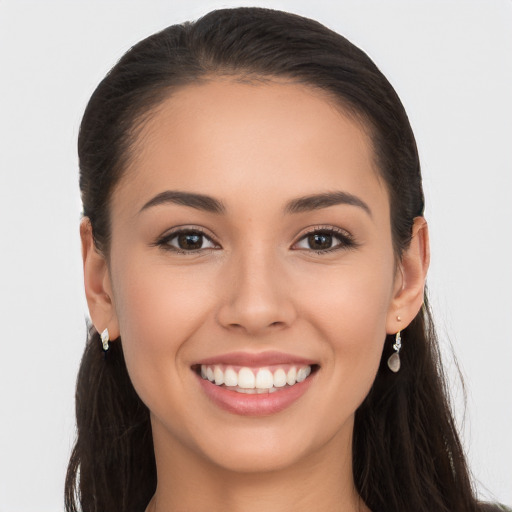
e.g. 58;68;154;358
200;364;312;391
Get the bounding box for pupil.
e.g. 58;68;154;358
309;233;332;250
178;233;202;250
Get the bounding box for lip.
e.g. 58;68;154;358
195;373;316;416
194;350;317;367
194;364;317;417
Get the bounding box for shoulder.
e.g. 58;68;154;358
478;503;512;512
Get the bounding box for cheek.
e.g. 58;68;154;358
110;254;215;402
295;254;395;372
299;266;394;425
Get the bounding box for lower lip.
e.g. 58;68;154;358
195;371;316;416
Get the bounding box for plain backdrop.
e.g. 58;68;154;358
0;1;511;510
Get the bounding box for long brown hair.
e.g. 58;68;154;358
66;8;479;512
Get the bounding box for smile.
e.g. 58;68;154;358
199;364;313;394
193;353;319;416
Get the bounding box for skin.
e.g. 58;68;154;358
81;80;429;512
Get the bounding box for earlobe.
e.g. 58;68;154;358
386;217;430;334
80;218;120;340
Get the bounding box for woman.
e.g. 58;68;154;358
65;7;500;512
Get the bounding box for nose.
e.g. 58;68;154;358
216;247;297;336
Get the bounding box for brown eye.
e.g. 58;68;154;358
293;228;355;253
159;230;218;253
307;232;333;250
177;232;203;250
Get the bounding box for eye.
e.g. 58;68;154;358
293;227;355;253
156;229;218;253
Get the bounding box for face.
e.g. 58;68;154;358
106;80;400;473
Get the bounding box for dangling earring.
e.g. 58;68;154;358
101;328;110;352
387;330;401;373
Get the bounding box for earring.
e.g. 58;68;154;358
100;328;110;351
387;330;401;373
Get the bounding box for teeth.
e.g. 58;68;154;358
226;386;279;394
286;367;297;386
238;367;255;389
255;368;273;389
273;368;287;388
296;367;308;382
224;367;238;387
214;366;224;385
199;364;313;392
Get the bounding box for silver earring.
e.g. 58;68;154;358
387;330;401;373
101;328;110;351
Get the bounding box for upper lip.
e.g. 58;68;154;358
194;351;317;367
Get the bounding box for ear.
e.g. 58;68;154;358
386;217;430;334
80;218;120;340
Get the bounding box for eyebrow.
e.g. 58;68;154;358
139;189;371;217
139;190;226;214
284;191;372;217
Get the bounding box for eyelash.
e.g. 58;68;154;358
294;226;357;255
154;227;219;255
154;225;357;255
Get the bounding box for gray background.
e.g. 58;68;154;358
0;1;511;510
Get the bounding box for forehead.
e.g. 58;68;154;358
114;79;387;217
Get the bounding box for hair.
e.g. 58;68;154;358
66;7;481;512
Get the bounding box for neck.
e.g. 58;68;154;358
147;417;369;512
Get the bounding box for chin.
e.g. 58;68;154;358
200;434;313;474
189;411;352;476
